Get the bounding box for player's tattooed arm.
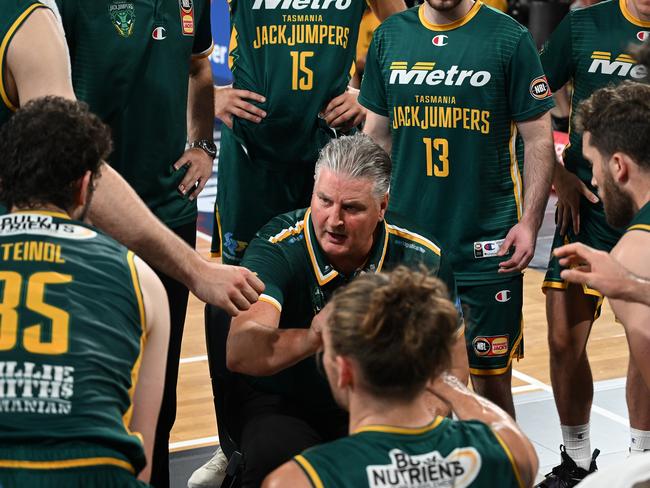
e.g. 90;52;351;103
498;112;555;273
214;84;267;128
367;0;407;21
428;373;539;488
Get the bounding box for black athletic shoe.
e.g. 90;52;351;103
535;445;599;487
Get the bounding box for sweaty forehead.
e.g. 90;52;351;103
315;169;375;198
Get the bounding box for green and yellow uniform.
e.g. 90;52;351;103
0;1;50;127
212;0;366;264
0;211;147;488
541;0;649;298
56;0;213;228
627;202;650;235
240;207;459;410
359;3;553;373
294;417;524;488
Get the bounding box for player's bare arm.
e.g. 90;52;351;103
262;459;313;488
226;302;323;376
214;84;267;128
428;373;539;488
367;0;407;21
173;55;215;200
130;256;171;483
608;231;650;388
5;7;75;104
555;242;650;304
498;112;555;273
89;165;265;316
363;111;392;155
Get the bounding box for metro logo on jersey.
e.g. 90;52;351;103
388;61;491;87
252;0;352;9
588;51;647;79
638;31;649;42
432;35;448;46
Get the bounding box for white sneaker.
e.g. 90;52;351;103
188;446;228;488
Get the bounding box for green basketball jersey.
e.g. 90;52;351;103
228;0;365;167
56;0;213;228
240;207;459;410
627;202;650;234
295;417;523;488
359;3;554;285
540;0;650;186
0;1;49;127
0;211;146;475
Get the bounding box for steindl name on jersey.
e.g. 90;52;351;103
389;62;491;134
588;51;648;79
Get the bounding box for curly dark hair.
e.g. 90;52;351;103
0;96;112;211
575;81;650;171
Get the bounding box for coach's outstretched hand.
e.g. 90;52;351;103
190;260;265;316
321;86;366;131
215;85;267;129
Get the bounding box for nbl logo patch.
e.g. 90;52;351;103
529;75;551;100
179;0;195;36
473;335;509;357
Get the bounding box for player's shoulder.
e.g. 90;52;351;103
255;208;308;247
384;212;444;258
476;2;529;35
374;5;421;36
571;0;619;19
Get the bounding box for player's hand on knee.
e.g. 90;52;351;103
321;86;366;131
497;221;536;273
553;165;599;235
173;148;213;200
214;85;266;129
192;262;265;316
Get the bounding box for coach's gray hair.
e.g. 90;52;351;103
314;134;391;200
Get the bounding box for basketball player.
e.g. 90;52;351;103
264;267;538;488
538;1;650;483
0;96;169;486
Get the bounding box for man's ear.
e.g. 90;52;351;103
378;192;389;221
611;152;631;185
75;170;93;207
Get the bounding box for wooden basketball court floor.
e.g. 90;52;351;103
170;201;633;483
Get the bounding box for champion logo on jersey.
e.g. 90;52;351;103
495;290;511;303
152;26;167;40
179;0;195;36
638;31;650;42
432;35;448;47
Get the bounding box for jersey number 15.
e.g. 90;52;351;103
290;51;314;91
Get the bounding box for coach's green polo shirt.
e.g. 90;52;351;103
240;207;459;411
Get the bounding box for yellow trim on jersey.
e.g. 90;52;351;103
294;455;325;488
386;224;441;256
0;456;135;473
542;279;568;290
303;208;339;286
213;207;223;258
508;122;523;221
12;210;70;219
228;26;238;71
620;0;650;27
259;294;282;312
0;3;46;113
491;430;525;488
269;220;305;244
418;1;482;31
470;322;523;376
192;42;214;59
124;251;146;447
628;224;650;232
354;416;444;435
